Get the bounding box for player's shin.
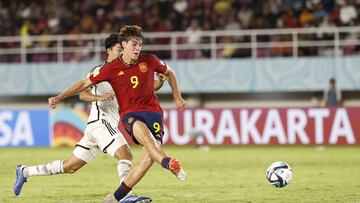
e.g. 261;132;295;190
22;160;64;177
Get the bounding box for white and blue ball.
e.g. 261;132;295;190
266;161;292;188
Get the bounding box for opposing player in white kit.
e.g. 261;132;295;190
14;33;166;202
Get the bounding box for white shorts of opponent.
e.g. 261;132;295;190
73;119;128;162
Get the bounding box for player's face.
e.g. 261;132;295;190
107;43;122;61
122;38;143;61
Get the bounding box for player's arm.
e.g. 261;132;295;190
79;88;114;102
163;66;187;110
154;73;167;91
48;78;93;109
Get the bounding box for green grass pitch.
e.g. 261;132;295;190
1;146;360;203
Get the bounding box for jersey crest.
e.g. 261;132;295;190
139;62;148;73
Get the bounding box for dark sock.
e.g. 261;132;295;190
161;157;171;169
114;182;132;201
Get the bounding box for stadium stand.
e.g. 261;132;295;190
1;0;360;63
1;0;360;35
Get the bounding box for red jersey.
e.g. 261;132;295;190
89;54;168;118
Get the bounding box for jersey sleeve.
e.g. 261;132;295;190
150;54;168;74
89;63;111;85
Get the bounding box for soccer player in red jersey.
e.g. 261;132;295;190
15;33;167;202
48;25;187;202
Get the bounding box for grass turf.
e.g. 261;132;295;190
1;146;359;203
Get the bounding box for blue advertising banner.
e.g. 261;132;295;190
0;110;50;147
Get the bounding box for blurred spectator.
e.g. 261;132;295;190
183;18;203;58
299;8;315;26
213;0;231;14
339;0;358;25
221;37;236;58
237;4;253;29
225;13;241;30
173;0;188;13
314;3;327;19
186;19;202;44
20;19;33;48
283;9;300;28
323;78;342;107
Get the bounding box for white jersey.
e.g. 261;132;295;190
87;63;119;126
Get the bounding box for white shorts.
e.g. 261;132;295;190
73;119;128;162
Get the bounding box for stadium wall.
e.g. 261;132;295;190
1;57;359;147
0;107;359;147
1;57;360;95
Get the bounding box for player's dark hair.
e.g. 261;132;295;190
119;25;143;46
105;33;119;51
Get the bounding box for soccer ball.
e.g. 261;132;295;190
266;161;292;188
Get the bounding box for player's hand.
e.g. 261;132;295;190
175;98;187;111
48;96;60;109
99;93;114;101
156;73;167;82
